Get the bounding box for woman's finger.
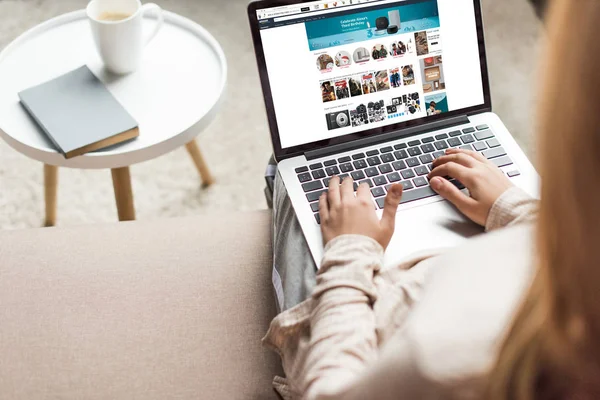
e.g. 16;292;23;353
340;176;355;203
428;162;474;185
446;148;488;163
430;177;477;216
327;176;341;209
356;182;372;204
380;184;403;233
318;192;329;223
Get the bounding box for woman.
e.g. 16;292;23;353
264;0;600;398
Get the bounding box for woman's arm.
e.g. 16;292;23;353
299;177;404;399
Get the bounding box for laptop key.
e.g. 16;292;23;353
338;156;351;163
371;187;386;198
295;166;308;173
474;130;494;141
380;153;395;163
298;173;312;183
408;140;421;147
367;156;381;166
415;166;429;176
406;157;420;168
379;164;393;174
449;130;462;137
460;144;473;151
401;169;415;179
408;147;422;156
307;189;327;202
314;213;321;224
476;124;489;131
324;159;337;166
434;140;448;150
353;159;368;169
373;176;387;186
483;147;507;159
463;127;476;134
473;142;487;152
340;163;354;173
450;180;466;190
380;146;393;153
302;180;323;193
365;167;379;177
309;163;322;170
312;169;326;179
325;166;340;176
413;177;428;187
392;160;407;171
491;156;513;168
376;186;437;208
310;202;320;212
352;153;366;160
433;151;445;159
387;172;401;182
351;170;366;180
401;181;414;191
394;150;408;160
487;138;501;148
359;179;374;188
507;170;521;178
421;143;435;153
435;133;449;140
461;134;475;144
394;143;408;150
421;137;435;143
448;137;462;147
366;149;379;156
419;154;434;164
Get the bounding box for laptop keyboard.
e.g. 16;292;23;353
295;125;520;224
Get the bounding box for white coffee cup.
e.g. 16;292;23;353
87;0;164;75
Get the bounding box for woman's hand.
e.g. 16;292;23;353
319;176;404;249
428;148;514;226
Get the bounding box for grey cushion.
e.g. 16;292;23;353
0;211;282;399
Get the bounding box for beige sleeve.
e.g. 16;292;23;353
485;186;539;232
300;234;383;400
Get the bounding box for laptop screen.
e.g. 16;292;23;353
255;0;486;151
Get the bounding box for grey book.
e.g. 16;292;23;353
18;65;139;159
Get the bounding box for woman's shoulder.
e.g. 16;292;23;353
399;223;537;390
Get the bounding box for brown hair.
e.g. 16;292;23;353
489;0;600;398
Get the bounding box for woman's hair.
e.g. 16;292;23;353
488;0;600;398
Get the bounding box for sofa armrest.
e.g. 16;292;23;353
0;211;282;400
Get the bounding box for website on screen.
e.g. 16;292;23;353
258;0;484;149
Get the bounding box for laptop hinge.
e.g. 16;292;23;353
305;115;470;161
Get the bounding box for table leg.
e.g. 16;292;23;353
111;167;136;221
44;164;58;227
185;140;215;188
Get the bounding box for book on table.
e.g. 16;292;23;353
18;65;139;159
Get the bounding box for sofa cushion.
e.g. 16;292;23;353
0;211;282;399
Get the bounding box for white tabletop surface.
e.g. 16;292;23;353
0;10;227;169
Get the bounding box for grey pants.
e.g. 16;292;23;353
266;158;317;313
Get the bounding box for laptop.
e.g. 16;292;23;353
247;0;539;268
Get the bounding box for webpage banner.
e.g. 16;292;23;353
305;0;440;51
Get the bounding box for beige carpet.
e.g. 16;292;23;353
0;0;542;230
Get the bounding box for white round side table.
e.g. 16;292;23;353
0;9;227;225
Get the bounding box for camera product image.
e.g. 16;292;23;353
368;100;386;123
387;25;398;34
325;110;351;130
350;104;369;127
387;105;398;114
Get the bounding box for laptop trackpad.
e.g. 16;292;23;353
383;200;483;267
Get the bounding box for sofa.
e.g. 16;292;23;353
0;211;283;399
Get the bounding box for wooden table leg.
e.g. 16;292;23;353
185;140;215;188
111;167;136;222
44;164;58;227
